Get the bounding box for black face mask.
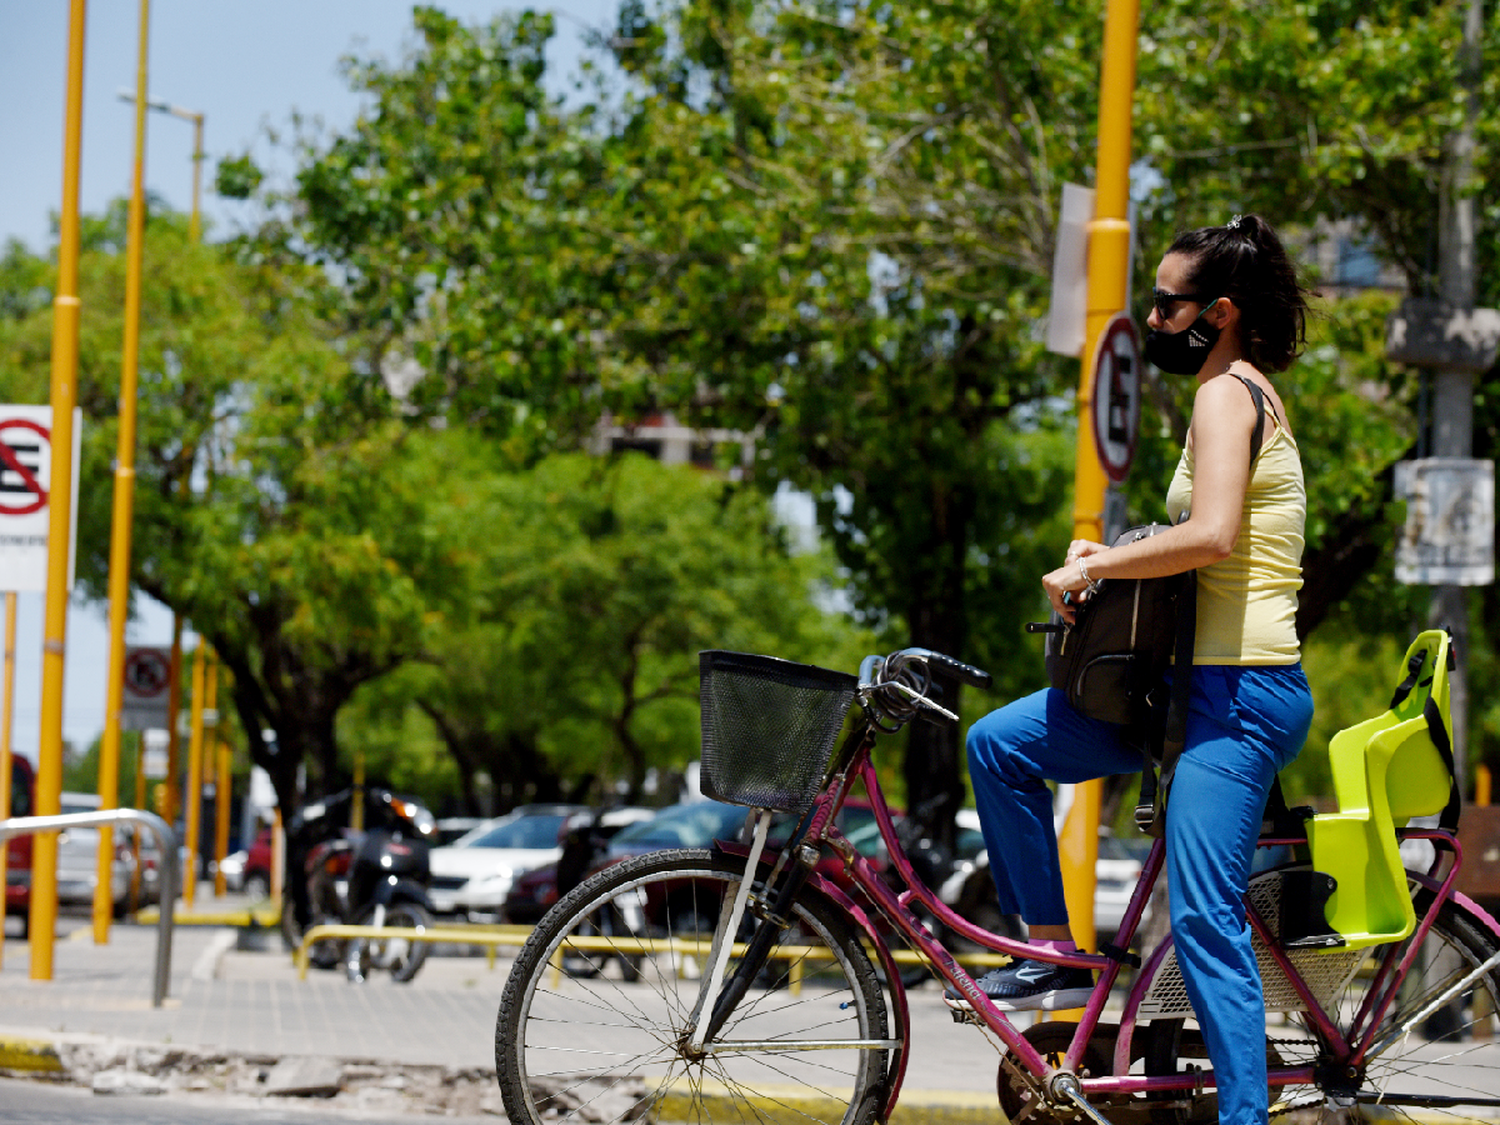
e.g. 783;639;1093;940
1144;308;1220;376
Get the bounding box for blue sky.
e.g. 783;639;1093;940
1;1;618;759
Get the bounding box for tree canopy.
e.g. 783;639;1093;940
8;0;1498;822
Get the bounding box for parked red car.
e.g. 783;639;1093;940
5;756;36;929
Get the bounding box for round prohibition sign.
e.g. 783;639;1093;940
125;649;172;698
0;418;50;516
1090;313;1142;483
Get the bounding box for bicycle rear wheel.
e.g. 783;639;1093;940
496;848;891;1125
1142;869;1500;1124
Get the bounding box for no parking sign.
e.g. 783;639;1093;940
121;646;173;731
0;405;81;593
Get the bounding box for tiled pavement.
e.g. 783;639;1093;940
0;890;1012;1118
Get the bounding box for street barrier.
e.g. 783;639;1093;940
0;809;177;1006
296;921;1012;992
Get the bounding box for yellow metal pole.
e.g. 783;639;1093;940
1058;0;1141;964
0;592;16;969
213;735;231;897
271;806;284;903
183;642;207;908
94;0;152;944
352;750;365;833
32;0;90;981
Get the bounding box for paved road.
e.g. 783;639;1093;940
0;1076;500;1124
0;889;1013;1122
5;891;1499;1123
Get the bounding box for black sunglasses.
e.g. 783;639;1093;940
1151;288;1211;318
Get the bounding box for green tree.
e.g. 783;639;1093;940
344;446;876;811
227;0;1500;824
238;3;1105;837
0;210;447;817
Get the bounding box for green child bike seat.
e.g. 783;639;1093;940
1293;630;1460;952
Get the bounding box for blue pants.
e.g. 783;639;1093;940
967;665;1312;1125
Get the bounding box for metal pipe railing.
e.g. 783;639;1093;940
0;809;177;1006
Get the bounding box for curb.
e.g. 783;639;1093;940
0;1036;64;1074
657;1079;1003;1125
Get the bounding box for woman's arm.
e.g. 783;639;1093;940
1042;373;1259;619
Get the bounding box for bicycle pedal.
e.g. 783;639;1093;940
949;1006;984;1026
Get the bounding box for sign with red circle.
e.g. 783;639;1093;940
121;646;174;731
1090;313;1143;483
0;418;50;516
0;405;80;593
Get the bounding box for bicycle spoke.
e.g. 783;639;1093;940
498;849;892;1125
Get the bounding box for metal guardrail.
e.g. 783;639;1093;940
0;809;178;1007
297;921;1012;992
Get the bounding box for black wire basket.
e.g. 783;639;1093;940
698;651;858;814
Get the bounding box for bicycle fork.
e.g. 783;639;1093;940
684;809;819;1052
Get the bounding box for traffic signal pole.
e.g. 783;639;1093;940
1057;0;1141;962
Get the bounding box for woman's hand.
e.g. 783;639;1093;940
1066;539;1106;562
1042;544;1104;624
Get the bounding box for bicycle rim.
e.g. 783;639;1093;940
1266;895;1500;1124
496;848;891;1125
1138;876;1500;1125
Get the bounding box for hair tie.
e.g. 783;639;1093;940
1226;214;1245;231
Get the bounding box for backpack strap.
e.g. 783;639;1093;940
1134;377;1269;835
1134;569;1198;835
1231;374;1269;466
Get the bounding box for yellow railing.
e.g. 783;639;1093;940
296;922;1011;993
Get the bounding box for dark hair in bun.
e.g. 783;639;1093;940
1168;214;1310;372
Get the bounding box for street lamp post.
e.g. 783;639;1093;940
114;88;204;862
119;91;203;239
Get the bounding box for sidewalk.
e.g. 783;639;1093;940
0;893;1011;1121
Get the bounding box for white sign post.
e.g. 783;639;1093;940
121;645;173;731
1395;458;1495;586
0;405;81;592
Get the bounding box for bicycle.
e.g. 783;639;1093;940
496;642;1500;1125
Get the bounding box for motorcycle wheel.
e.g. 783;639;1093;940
347;901;431;984
281;889;345;969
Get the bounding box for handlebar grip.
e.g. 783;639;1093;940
1025;622;1065;634
908;648;993;691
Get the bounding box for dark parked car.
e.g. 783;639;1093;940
503;806;656;924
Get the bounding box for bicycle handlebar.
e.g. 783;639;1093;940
857;647;992;731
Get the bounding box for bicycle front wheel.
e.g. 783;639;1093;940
496;847;892;1125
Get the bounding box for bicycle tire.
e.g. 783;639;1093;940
1141;870;1500;1125
496;848;891;1125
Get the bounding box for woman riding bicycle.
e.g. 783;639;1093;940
964;214;1314;1125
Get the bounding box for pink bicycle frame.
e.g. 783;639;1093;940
786;745;1482;1116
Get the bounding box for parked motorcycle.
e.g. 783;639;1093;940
281;787;437;983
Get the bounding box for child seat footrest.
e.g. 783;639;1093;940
1278;868;1345;950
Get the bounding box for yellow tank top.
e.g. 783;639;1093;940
1165;422;1305;665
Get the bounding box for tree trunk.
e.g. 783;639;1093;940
901;532;972;851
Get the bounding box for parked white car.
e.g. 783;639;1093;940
427;804;585;923
54;792;150;913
